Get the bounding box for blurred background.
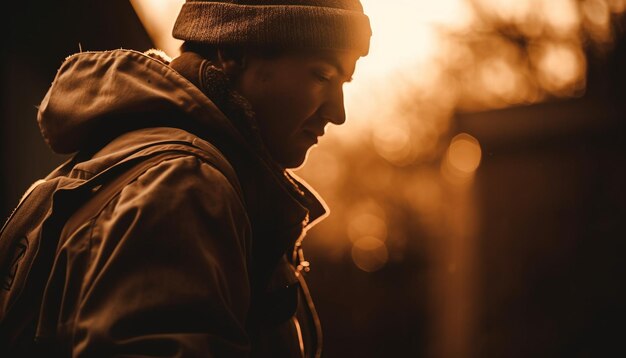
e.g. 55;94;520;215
2;1;625;357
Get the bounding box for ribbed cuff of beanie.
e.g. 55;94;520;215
172;2;371;56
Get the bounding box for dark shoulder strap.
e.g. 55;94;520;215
60;151;184;240
61;140;244;241
0;158;76;236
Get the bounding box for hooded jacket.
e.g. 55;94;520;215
29;49;328;357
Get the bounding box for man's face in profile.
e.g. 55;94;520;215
235;49;360;168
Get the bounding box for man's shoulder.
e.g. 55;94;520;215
91;136;249;233
120;154;243;211
78;127;238;187
95;127;228;166
114;127;242;200
72;126;246;217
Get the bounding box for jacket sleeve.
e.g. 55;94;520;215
71;155;251;357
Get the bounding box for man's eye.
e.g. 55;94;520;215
313;71;331;83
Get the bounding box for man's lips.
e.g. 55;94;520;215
303;129;325;138
301;129;322;144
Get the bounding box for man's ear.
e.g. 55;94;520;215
217;48;246;77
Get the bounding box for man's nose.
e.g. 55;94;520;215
321;87;346;125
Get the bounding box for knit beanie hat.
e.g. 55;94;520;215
172;0;371;56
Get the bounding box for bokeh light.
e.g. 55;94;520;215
442;133;482;183
542;0;581;35
479;58;523;102
347;212;388;243
533;42;586;94
351;236;389;272
448;134;482;174
371;123;413;166
403;169;444;218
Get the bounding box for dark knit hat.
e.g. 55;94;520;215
172;0;371;56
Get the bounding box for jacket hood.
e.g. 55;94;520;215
38;49;241;154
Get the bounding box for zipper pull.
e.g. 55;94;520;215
297;246;311;274
294;241;311;276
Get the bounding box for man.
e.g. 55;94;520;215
2;0;370;356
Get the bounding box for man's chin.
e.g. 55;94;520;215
277;147;314;170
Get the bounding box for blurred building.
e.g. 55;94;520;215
451;16;626;357
305;8;626;358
